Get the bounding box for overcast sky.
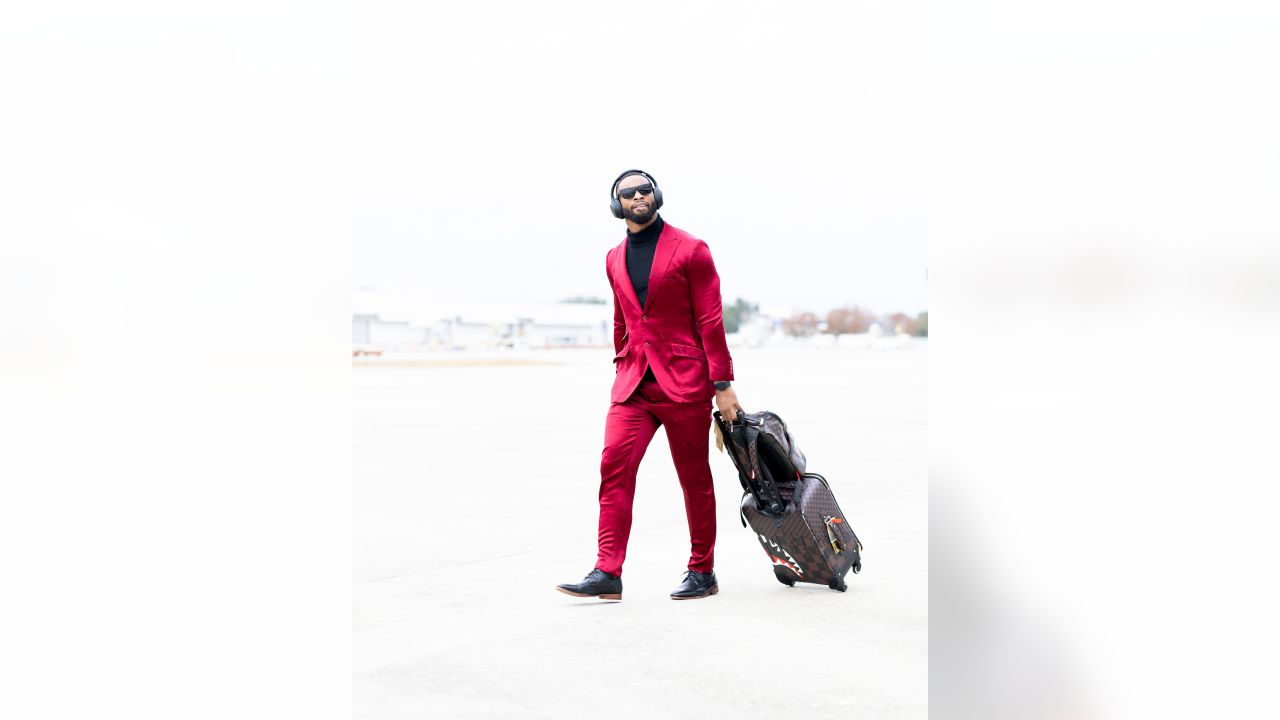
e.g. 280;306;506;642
353;1;927;316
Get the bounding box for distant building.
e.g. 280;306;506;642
352;288;611;351
353;288;923;352
352;314;435;348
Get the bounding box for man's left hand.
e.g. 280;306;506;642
715;386;743;422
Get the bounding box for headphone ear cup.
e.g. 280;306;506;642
610;197;623;219
652;186;664;211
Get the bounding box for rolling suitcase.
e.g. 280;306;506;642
713;410;863;591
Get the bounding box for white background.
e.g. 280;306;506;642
353;0;928;315
4;1;1280;718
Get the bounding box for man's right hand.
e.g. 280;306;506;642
715;386;743;422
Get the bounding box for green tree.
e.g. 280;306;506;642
914;312;928;337
722;298;759;333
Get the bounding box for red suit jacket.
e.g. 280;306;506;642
606;221;735;404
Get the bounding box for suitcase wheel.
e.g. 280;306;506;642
829;577;848;592
773;567;796;587
851;559;861;575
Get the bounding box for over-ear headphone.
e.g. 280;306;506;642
609;168;664;219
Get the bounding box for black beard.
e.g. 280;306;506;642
624;205;656;225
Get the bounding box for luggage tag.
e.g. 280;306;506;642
712;408;749;453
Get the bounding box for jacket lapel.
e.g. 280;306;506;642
613;239;643;313
643;223;679;310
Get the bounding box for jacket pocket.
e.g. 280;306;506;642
670;343;705;359
613;345;630;363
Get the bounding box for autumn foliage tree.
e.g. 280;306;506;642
781;311;819;337
825;306;874;337
888;312;917;335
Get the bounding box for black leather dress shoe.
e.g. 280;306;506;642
670;569;718;600
556;569;622;600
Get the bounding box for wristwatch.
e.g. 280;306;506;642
713;380;732;391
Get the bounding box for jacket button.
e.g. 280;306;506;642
644;342;650;348
641;315;647;321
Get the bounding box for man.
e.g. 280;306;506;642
556;169;742;601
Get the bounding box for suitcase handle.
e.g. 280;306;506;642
713;409;758;427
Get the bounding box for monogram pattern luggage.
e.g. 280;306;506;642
713;410;864;592
740;472;862;591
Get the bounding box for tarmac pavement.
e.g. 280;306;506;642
354;343;927;719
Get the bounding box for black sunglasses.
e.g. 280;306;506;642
617;184;654;200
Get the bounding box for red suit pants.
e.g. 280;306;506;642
595;374;716;577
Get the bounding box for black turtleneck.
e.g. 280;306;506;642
625;215;664;309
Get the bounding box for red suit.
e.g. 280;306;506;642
595;221;734;577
